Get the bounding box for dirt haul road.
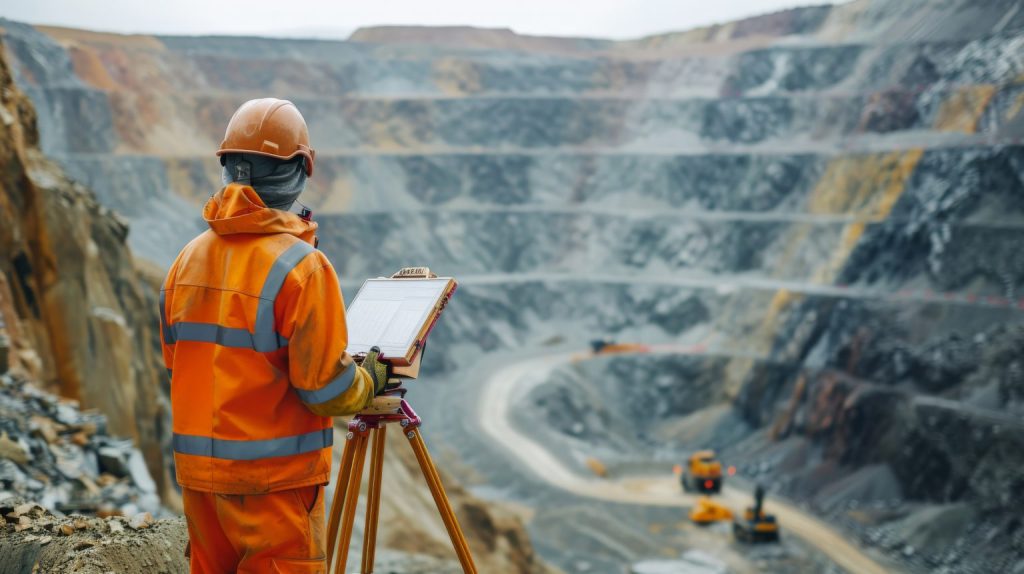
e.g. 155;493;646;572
478;351;898;574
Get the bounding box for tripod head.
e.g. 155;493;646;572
350;384;423;433
350;337;429;431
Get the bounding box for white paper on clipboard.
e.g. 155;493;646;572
344;278;451;360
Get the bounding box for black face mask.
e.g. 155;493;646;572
221;153;307;210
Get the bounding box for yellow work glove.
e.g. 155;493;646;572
361;346;391;396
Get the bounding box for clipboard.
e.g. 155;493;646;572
345;268;457;371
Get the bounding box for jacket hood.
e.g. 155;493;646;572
203;183;317;243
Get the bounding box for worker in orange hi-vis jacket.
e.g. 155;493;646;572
159;98;390;574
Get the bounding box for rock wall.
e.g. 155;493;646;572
0;34;173;506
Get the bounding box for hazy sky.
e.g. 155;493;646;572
1;1;838;39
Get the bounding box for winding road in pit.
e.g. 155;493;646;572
477;349;899;574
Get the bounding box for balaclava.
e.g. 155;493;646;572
221;152;307;211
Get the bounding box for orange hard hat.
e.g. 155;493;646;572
216;98;315;177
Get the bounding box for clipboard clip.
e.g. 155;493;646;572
391;267;437;279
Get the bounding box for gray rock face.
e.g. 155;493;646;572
0;22;116;157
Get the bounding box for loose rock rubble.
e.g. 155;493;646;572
0;373;161;518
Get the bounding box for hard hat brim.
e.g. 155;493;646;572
215;148;315;177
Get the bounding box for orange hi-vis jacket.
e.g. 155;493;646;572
160;183;374;495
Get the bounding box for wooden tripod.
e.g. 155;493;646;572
325;394;478;574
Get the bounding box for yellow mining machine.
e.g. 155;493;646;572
733;484;780;543
689;496;733;525
680;450;723;494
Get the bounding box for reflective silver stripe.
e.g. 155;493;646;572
159;290;175;344
162;240;315;352
172;428;332;461
252;241;316;352
294;365;357;405
170;322;255;348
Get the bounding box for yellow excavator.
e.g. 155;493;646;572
689;496;733;525
679;450;723;494
589;339;650;355
733;484;780;543
574;339;651;363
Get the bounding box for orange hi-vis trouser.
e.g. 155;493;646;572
183;485;326;574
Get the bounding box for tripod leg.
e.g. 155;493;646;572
407;432;469;562
326;430;358;567
360;426;387;573
406;428;478;574
332;430;369;574
410;432;473;567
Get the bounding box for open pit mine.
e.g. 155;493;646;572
1;0;1023;572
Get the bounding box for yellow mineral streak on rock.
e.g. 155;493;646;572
808;149;924;283
763;289;798;334
771;149;922;284
433;57;481;96
739;149;923;386
808;150;922;218
933;85;997;133
870;148;923;219
319;175;356;214
1007;92;1024;122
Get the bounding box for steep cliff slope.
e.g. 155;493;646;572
0;36;173;506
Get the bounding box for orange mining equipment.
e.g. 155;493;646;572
679;450;723;494
690;496;733;525
733;485;780;543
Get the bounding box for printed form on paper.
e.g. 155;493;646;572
345;278;454;362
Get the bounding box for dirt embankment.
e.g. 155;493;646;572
0;500;472;574
0;501;186;574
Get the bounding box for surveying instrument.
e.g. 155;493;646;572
325;268;477;574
